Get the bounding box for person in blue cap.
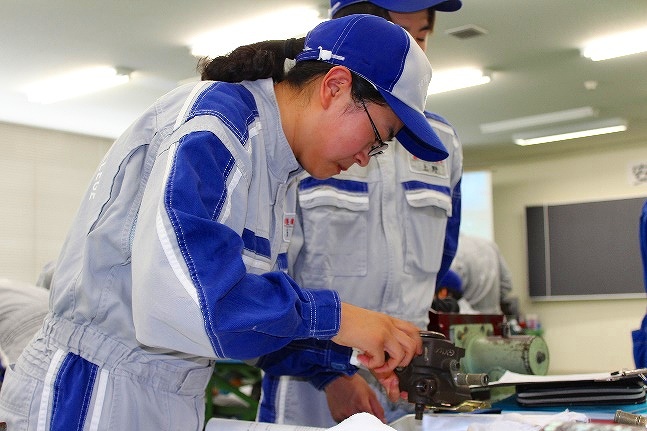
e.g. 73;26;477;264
432;269;477;313
0;15;445;431
259;0;464;426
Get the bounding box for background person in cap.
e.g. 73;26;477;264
259;0;463;426
450;233;519;316
0;15;443;431
432;269;478;313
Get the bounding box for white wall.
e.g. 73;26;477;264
0;122;112;283
489;143;647;374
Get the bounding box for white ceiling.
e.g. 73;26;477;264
2;0;647;163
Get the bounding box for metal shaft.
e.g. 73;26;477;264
615;409;647;427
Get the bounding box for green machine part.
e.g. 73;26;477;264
450;323;550;381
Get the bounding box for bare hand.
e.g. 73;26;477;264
331;303;422;373
325;374;386;423
371;369;407;403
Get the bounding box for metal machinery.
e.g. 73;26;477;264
395;331;489;419
395;312;550;420
428;311;550;381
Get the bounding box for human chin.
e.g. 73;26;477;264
304;160;339;180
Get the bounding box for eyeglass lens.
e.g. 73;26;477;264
360;99;388;157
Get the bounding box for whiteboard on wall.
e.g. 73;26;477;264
460;170;494;242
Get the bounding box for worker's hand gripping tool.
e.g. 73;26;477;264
395;330;489;419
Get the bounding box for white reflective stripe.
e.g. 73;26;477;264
37;349;65;431
218;167;242;224
155;139;199;305
242;254;272;272
299;188;369;205
173;81;212;130
276;376;289;424
87;369;109;431
405;188;451;205
156;209;199;305
248;120;262;140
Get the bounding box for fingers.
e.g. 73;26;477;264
333;303;422;372
373;370;402;403
373;322;422;373
325;374;385;423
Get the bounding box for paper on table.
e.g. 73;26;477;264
490;370;615;387
205;413;393;431
389;412;587;431
205;418;325;431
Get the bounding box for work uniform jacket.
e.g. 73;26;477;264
0;79;354;431
260;112;463;426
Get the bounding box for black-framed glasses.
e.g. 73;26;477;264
360;99;389;157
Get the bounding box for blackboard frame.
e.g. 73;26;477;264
526;197;647;300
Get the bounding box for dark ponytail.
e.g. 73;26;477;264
198;37;306;82
198;36;384;106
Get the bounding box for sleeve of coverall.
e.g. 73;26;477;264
254;339;358;390
437;178;461;285
498;251;515;314
436;123;463;285
132;130;341;360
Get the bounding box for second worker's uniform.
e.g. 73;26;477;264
260;112;463;426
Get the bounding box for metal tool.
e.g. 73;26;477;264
395;331;489;420
615;409;647;427
429;310;550;381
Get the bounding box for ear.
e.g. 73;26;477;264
319;66;353;109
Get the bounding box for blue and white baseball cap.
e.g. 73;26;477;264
330;0;462;17
296;14;447;162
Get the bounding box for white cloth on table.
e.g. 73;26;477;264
328;413;395;430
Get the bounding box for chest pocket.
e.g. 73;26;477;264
401;180;452;275
297;177;369;277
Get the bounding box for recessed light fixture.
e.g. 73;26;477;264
190;6;325;58
581;27;647;61
480;106;598;134
513;118;627;146
24;66;132;104
427;67;491;95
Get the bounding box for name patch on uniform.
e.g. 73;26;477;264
408;154;448;178
283;213;295;242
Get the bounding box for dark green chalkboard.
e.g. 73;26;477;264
526;197;647;299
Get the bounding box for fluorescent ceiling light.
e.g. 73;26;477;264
513;118;627;146
427;67;490;95
581;27;647;61
24;66;131;104
190;6;325;58
480;106;598;134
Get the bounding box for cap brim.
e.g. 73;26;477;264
371;0;462;13
379;90;448;162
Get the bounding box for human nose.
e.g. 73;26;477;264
354;149;371;167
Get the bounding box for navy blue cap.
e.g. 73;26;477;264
296;14;447;162
331;0;462;17
438;270;463;295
